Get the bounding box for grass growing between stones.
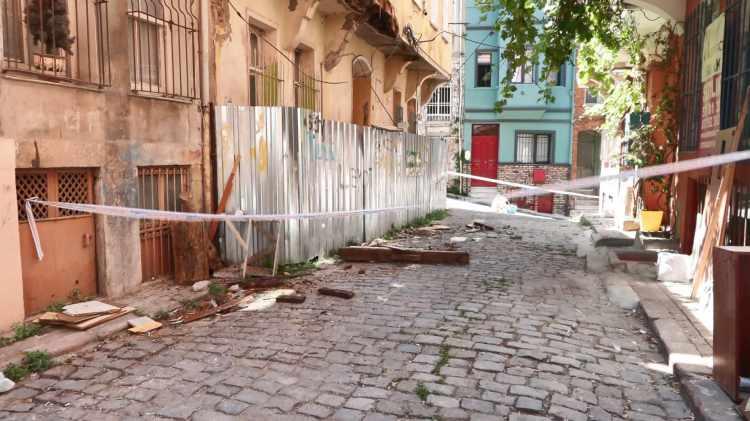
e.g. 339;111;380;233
382;209;449;240
431;345;451;375
482;276;513;292
415;383;430;401
4;350;52;382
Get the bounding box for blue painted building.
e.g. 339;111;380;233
462;1;575;214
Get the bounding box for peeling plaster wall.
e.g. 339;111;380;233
215;0;451;129
0;1;203;299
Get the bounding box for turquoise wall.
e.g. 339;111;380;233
462;0;575;165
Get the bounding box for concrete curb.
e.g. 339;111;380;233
675;364;744;421
0;314;138;367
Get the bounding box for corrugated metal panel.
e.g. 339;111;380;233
215;105;449;264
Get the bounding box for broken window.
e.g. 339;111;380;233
476;52;492;87
516;132;552;164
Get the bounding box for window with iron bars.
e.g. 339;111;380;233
726;182;750;247
294;48;320;112
721;0;750;150
426;85;450;121
127;0;199;100
248;24;285;107
679;1;712;152
1;0;111;87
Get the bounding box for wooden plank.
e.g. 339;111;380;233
69;307;135;330
692;89;749;298
339;246;470;265
171;195;210;285
209;155;240;240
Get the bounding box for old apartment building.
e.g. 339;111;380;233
0;0;452;329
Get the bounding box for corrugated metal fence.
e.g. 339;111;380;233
215;105;448;264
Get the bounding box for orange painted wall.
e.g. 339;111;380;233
0;138;26;331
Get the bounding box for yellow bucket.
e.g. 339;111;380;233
640;210;664;232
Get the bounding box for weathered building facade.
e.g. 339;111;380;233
0;0;452;329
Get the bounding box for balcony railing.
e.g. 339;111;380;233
1;0;111;87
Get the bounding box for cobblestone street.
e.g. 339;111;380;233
0;206;693;421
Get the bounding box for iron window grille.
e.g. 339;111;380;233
248;24;286;107
475;51;492;87
515;132;552;164
585;89;601;105
1;0;111;87
426;85;450;121
294;48;320;112
721;0;750;150
679;1;712;152
726;181;750;246
127;0;199;100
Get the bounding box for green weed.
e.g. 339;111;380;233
13;323;41;342
415;383;430;401
45;302;65;313
431;345;451;375
3;350;52;382
3;363;29;382
208;282;228;299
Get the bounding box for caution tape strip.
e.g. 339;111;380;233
23;198;424;261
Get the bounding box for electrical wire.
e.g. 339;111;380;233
418;28;497;49
370;85;399;127
226;0;348;85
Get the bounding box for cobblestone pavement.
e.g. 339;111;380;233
0;208;693;421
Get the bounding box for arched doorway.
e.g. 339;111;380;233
577;131;601;180
352;56;372;126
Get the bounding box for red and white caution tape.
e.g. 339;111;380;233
447;171;598;199
23;198;421;261
449;149;750;200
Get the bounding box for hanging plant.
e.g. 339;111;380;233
25;0;75;55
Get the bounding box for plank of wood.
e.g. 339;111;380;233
38;312;98;326
62;301;120;317
338;246;470;265
181;298;242;324
318;288;355;299
171;194;210;285
691;89;749;298
209;155;240;240
69;307;135;330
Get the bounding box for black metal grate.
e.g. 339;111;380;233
721;0;750;150
1;0;111;87
127;0;199;100
679;2;712;152
726;181;750;246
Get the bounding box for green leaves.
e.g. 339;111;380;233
480;0;630;111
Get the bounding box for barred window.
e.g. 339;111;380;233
516;132;552;164
1;0;111;87
127;0;199;100
426;85;451;120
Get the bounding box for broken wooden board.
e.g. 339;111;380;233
172;195;211;285
209;155;240;240
180;298;242;324
318;288;354;299
338;246;470;265
38;312;98;326
68;307;135;330
127;316;162;334
62;301;120;317
276;294;306;304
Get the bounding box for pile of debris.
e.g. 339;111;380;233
38;301;134;331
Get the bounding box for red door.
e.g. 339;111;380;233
470;124;499;186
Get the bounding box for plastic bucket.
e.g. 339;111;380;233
640;210;663;232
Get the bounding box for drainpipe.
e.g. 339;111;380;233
200;0;211;212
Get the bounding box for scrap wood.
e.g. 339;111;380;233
276;293;306;304
62;301;120;317
318;288;354;299
171;194;210;285
339;246;470;265
180;297;243;324
38;312;98;326
209;155;240;240
692;89;749;298
127;316;162;334
68;307;135;331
